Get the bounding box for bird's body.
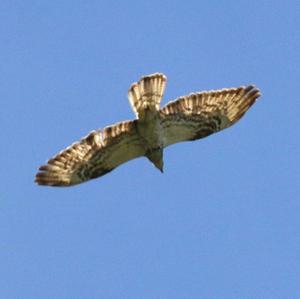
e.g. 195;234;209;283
137;116;164;172
35;73;260;187
128;74;167;171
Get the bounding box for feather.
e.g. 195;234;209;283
35;73;260;187
160;85;260;147
128;73;166;118
35;121;145;186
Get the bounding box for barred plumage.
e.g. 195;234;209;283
128;73;167;119
160;85;260;146
36;121;145;186
35;73;260;187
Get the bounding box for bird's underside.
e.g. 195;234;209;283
35;73;261;187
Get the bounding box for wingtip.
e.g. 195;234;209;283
35;167;71;187
245;85;261;98
244;85;261;106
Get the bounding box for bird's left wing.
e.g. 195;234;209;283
160;85;260;147
35;120;145;186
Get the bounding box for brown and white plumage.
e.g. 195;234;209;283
36;121;145;186
160;85;260;147
128;73;167;118
35;73;260;187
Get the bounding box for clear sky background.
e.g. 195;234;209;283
1;1;300;298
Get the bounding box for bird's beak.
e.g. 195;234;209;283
156;164;164;173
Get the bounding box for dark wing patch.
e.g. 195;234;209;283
160;85;260;147
35;120;145;186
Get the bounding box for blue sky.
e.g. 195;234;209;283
1;1;300;298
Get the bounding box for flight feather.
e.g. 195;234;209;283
35;120;145;186
160;85;260;147
36;73;260;187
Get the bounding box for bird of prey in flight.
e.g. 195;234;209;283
35;73;260;187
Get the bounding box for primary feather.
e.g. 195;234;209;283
35;73;260;186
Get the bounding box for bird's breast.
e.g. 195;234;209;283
136;116;163;150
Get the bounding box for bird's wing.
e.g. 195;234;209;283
160;85;260;147
35;120;145;186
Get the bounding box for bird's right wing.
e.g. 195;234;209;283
35;120;146;186
160;85;260;147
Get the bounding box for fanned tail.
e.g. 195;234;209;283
128;73;167;119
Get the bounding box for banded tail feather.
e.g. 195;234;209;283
128;73;167;118
35;73;261;187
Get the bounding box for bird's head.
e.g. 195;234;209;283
147;147;164;173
